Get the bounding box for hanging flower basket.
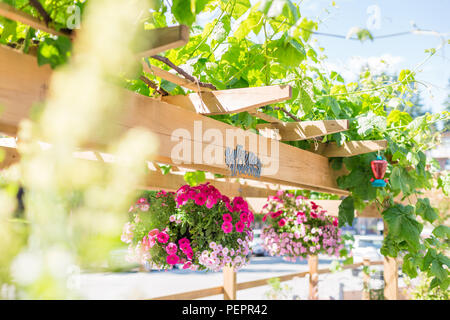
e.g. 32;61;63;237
260;191;344;262
121;183;254;271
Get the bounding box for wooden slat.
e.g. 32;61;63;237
143;63;209;92
256;120;349;141
150;286;224;300
236;271;309;291
0;2;72;38
0;46;348;195
137;25;189;57
311;140;388;157
223;266;237;300
0;140;279;199
162;85;292;115
249;110;284;124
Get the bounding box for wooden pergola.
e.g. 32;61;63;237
0;3;400;300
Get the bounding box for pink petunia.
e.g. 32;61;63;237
183;261;192;269
148;229;159;237
222;222;233;233
262;214;268;222
157;232;169;244
333;218;338;227
278;218;286;227
240;212;248;222
235;221;245;233
311;201;319;210
166;254;180;265
178;238;190;247
194;193;207;206
206;196;217;209
222;213;233;223
270;210;283;219
166;242;178;255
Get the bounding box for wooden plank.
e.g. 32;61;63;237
0;2;72;38
256;120;349;141
162;85;292;115
137;25;189;57
223;266;237;300
0;46;348;195
143;63;209;92
249;110;284;124
0;46;52;136
0;140;279;199
308;255;319;300
151;286;224;300
311;140;388;157
383;221;399;300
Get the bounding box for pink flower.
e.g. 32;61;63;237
311;201;319;210
148;229;159;237
221;195;230;203
225;202;234;212
222;213;233;223
240;212;248;222
333;218;338;227
310;212;318;219
232;197;248;211
166;242;178;255
235;221;245;233
194;193;207;206
222;222;233;233
169;215;176;222
206;196;217;209
262;214;268;222
278;219;286;227
166;254;179;265
178;238;190;247
138;198;147;204
183;261;192;269
157;232;169;244
297;211;305;217
248;212;254;222
270;211;283;219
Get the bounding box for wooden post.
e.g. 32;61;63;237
223;266;237;300
308;255;319;300
362;258;370;300
383;221;398;300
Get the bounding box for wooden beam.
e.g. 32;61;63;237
249;110;284;124
137;25;189;57
0;2;72;38
311;140;388;157
161;85;292;115
256;120;349;141
308;255;319;300
223;266;237;300
383;220;399;300
0;46;348;195
151;286;224;300
143;63;210;92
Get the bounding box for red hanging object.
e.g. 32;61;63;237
371;155;388;187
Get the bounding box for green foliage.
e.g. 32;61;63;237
37;37;72;69
183;170;206;186
338;196;354;227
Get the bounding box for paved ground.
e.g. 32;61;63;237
77;256;403;300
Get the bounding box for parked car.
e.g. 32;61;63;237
250;229;267;257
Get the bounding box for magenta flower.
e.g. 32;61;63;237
178;238;190;247
235;221;245;233
194;193;207;206
157;232;169;244
183;261;192;269
333;218;338;227
221;222;233;233
166;242;178;255
222;213;232;223
225;202;234;212
270;210;283;219
311;201;319;210
240;211;248;222
278;218;286;227
262;214;268;222
206;196;217;209
166;254;180;265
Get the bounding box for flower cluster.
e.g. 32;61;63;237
122;183;254;271
260;191;344;261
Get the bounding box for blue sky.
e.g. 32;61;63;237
299;0;450;113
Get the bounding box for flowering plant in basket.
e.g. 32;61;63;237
121;183;254;271
260;191;344;262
